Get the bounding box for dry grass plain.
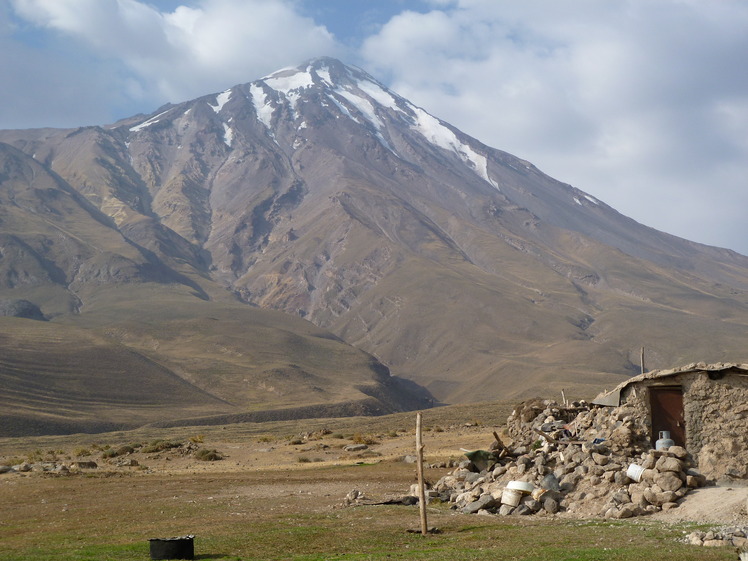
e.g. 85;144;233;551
0;402;740;561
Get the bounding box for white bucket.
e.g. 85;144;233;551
626;463;644;482
501;488;523;507
506;480;534;494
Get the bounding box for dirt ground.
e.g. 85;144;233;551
3;420;746;527
650;484;748;525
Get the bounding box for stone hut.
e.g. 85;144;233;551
593;362;748;481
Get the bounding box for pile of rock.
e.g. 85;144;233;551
423;399;708;519
600;445;706;519
685;527;748;548
0;461;99;474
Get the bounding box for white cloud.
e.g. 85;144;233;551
8;0;342;105
360;0;748;252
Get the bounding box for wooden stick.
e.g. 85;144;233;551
532;427;559;444
416;412;428;536
532;427;585;445
640;346;645;375
491;431;510;457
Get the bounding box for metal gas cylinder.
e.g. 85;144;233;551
655;430;675;450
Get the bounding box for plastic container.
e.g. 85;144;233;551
506;480;534;494
626;463;644;482
655;431;675;451
501;488;523;507
149;535;194;560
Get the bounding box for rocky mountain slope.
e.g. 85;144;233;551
2;57;748;429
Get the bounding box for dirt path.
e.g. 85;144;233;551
651;484;748;525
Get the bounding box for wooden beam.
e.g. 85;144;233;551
416;412;428;536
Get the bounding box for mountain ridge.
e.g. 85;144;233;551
1;57;748;432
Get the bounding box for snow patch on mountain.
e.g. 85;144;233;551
409;106;498;189
212;89;232;113
222;123;233;147
264;69;314;94
356;79;400;111
316;66;333;87
129;109;171;132
336;89;384;131
250;84;274;129
326;94;354;121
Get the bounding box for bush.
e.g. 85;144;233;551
142;440;181;453
189;435;204;444
352;433;379;445
195;448;222;461
102;445;134;459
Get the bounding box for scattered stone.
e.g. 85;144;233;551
655;456;683;473
543;497;559;514
653;471;683;492
667;445;688;459
685;526;748;548
462;494;496;514
344;444;368;452
498;504;515;515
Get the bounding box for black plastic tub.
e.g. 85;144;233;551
149;535;194;560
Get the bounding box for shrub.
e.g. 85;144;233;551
352;433;379;445
102;445;134;459
297;456;311;463
142;440;181;453
189;435;204;444
195;448;222;461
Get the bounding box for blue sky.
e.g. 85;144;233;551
2;0;748;255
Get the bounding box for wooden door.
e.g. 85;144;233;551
649;386;685;447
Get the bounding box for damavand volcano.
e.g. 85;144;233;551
2;57;748;435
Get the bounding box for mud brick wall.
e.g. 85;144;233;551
621;371;748;480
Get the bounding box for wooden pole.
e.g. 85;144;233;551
640;346;645;375
415;412;428;536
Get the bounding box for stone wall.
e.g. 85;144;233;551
687;373;748;480
620;371;748;480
